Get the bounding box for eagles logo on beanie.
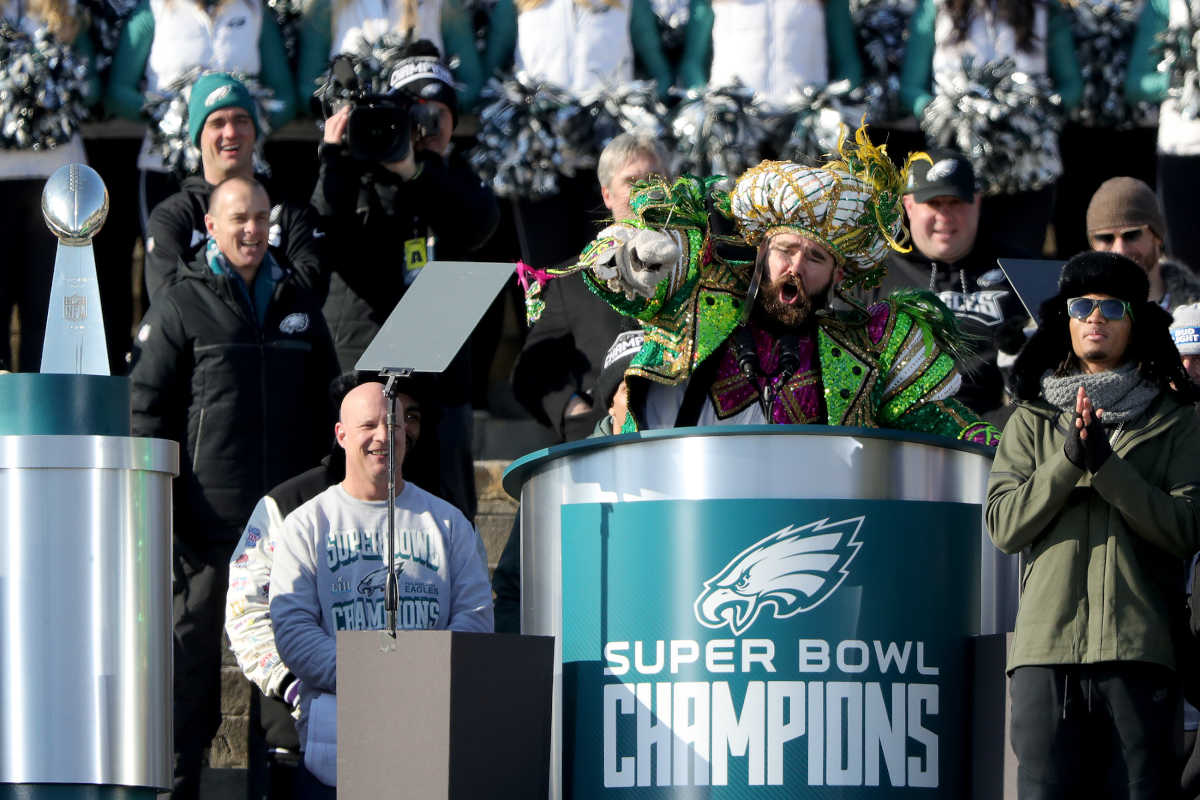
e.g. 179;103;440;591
187;73;261;147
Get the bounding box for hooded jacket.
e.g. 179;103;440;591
144;174;327;302
131;252;341;549
987;394;1200;671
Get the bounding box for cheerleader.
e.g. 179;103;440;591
296;0;483;109
900;0;1082;255
1127;0;1200;271
678;0;863;108
483;0;672;266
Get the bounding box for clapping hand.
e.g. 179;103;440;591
1064;386;1112;472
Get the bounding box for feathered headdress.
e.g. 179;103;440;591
729;120;928;297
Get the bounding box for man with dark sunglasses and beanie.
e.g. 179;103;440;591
1087;176;1200;307
987;250;1200;797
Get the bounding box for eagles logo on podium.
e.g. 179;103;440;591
694;516;864;635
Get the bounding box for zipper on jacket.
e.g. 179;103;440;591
258;279;293;495
193;407;206;471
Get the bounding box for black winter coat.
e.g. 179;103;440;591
870;237;1032;414
311;144;499;404
144;174;327;302
130;254;341;548
511;272;632;441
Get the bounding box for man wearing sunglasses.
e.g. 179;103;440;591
1087;176;1200;308
987;251;1200;797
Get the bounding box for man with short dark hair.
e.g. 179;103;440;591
988;250;1200;797
876;148;1029;416
144;73;325;301
131;175;339;800
1087;176;1200;308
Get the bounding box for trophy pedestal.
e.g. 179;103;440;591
0;374;130;434
0;375;178;798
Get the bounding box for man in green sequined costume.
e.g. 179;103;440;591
526;124;1000;445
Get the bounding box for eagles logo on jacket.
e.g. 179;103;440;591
130;252;341;548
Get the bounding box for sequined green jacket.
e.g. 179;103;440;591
526;175;1000;444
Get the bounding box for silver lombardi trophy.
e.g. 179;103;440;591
40;163;110;375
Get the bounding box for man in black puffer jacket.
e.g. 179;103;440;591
313;41;499;519
131;175;339;800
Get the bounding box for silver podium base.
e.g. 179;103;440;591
0;435;178;791
507;425;1014;800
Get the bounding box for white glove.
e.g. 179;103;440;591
589;225;681;300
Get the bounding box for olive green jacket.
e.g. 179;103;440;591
987;394;1200;672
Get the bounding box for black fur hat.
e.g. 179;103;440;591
1011;251;1197;401
1056;251;1149;307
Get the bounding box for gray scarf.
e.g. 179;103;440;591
1041;363;1159;426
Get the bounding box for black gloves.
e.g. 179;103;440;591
1064;411;1112;472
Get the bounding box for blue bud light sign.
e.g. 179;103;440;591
560;498;982;798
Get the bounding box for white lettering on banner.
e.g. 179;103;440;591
602;679;940;789
598;638;942;790
636;683;672;786
604;683;635;787
605;639;779;677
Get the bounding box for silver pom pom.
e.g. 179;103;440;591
669;82;773;177
922;57;1064;195
0;23;92;151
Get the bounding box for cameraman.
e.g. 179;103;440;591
312;40;499;520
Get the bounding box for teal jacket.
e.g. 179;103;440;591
987;395;1200;672
1125;0;1169;104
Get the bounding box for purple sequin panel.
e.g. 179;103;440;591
866;302;891;344
712;327;822;423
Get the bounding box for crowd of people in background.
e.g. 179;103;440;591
2;0;1197;384
8;0;1200;797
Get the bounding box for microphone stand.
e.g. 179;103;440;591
381;370;410;638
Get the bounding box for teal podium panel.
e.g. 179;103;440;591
561;498;981;797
